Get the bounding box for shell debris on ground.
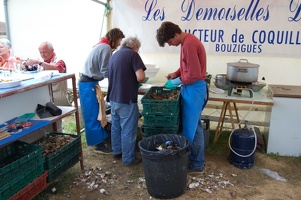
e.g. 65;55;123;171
187;169;234;193
73;164;147;196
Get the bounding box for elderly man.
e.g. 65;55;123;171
107;36;146;165
25;41;69;106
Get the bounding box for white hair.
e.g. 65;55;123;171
121;36;141;49
0;38;13;55
41;41;54;50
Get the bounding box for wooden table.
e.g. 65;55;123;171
208;87;274;143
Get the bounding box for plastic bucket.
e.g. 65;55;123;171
138;134;190;199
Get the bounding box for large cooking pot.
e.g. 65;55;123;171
227;59;259;83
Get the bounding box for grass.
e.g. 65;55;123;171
206;130;232;155
62;115;87;148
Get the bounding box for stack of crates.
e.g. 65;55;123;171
141;86;181;137
34;132;81;183
7;132;81;200
0;141;45;200
9;172;48;200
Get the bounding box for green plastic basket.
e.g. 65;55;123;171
35;132;81;171
141;87;181;115
0;158;45;200
9;171;48;200
141;124;180;138
142;112;180;126
0;141;44;189
34;132;81;183
47;152;80;182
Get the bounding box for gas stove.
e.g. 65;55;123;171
228;81;253;97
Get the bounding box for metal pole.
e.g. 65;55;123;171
3;0;10;40
90;0;106;6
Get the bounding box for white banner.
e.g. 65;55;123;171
111;0;301;58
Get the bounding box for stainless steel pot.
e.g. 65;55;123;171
214;74;229;90
227;59;259;82
214;74;228;85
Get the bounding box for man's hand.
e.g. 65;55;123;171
164;77;182;89
25;59;40;66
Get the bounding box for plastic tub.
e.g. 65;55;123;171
138;134;190;199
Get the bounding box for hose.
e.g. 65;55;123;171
228;125;257;158
228;88;257;158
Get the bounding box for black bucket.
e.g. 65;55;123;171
138;134;190;199
228;126;256;169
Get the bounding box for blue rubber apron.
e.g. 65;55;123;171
181;80;208;143
78;81;108;146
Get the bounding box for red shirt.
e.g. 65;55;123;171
45;52;66;73
175;34;207;85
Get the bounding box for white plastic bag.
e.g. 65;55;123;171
259;168;287;182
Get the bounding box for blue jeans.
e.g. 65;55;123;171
188;119;205;169
110;101;139;164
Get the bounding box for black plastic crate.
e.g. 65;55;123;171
141;87;181;115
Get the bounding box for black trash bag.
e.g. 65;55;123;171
138;134;190;199
36;102;62;119
139;134;190;160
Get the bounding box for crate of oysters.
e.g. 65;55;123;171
35;132;81;182
141;86;181;115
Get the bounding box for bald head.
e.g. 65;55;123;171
38;41;54;61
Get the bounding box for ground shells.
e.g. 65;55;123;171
188;171;234;193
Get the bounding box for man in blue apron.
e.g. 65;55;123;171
156;22;208;172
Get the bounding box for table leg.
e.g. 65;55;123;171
233;103;241;129
213;102;228;143
220;102;229;131
214;102;241;143
228;103;235;129
72;76;84;170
